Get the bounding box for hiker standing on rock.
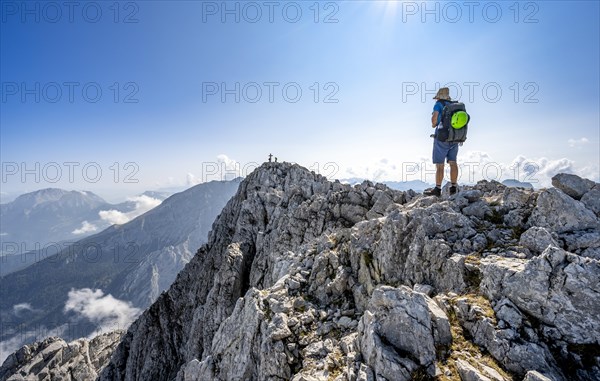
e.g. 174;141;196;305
424;87;467;197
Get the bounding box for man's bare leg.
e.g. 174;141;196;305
436;163;445;187
449;161;458;184
424;163;446;197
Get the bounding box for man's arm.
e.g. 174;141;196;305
431;111;439;128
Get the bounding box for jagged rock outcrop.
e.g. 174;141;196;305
580;185;600;216
481;246;600;345
356;285;452;380
519;227;558;254
2;164;599;381
97;163;411;381
0;331;123;381
528;188;598;233
550;173;600;218
551;173;596;200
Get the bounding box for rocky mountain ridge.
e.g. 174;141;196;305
2;163;599;381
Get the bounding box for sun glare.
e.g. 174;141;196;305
374;0;401;23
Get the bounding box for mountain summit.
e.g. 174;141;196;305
2;162;599;381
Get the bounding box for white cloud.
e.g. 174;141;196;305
455;152;598;187
568;137;589;147
154;176;187;189
506;155;599;187
131;194;161;213
0;289;141;363
72;220;98;235
186;172;201;186
341;157;400;182
99;209;130;225
217;154;248;180
461;150;493;163
336;152;599;188
98;195;162;226
13;303;35;315
186;154;255;185
217;153;238;169
64;288;141;337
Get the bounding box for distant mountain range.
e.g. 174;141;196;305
0;188;172;275
1;188;110;246
501;178;534;189
0;179;241;358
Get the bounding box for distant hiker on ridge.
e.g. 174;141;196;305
424;87;470;197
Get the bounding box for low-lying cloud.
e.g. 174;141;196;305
0;290;140;363
186;172;201;186
12;303;36;316
568;137;589;148
99;195;162;226
187;154;252;185
72;220;98;235
64;288;141;337
338;151;599;188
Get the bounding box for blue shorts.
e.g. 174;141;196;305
432;139;459;164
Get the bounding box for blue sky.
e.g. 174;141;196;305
1;0;599;201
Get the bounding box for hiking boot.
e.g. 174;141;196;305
449;185;458;195
424;187;441;197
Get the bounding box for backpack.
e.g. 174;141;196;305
436;100;470;143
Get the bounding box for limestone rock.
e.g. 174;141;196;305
453;296;564;380
581;185;600;216
561;230;600;259
528;188;598;233
357;285;451;379
523;370;554;381
0;331;123;381
456;359;493;381
481;246;600;344
552;173;596;200
519;227;558;254
463;200;491;219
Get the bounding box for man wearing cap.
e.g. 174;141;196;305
424;87;459;197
